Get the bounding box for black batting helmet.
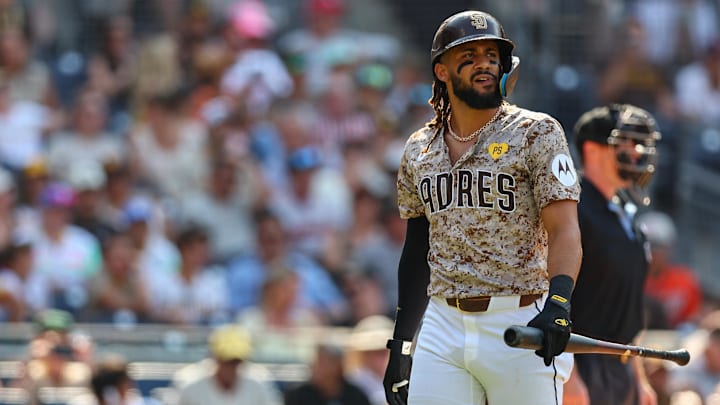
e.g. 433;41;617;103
430;10;515;74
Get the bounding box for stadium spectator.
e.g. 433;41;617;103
350;198;404;316
82;231;151;324
119;195;180;312
268;145;353;261
150;225;230;325
236;262;321;330
0;72;54;173
639;210;703;329
236;262;322;362
284;342;370;405
177;158;259;264
277;0;399;97
85;14;138;134
68;354;145;405
0;27;57;106
0;237;47;320
674;38;720;125
66;159;117;245
128;91;210;201
178;324;283;405
0;166;16;247
345;315;394;405
46;88;126;176
219;0;294;119
669;327;720;402
31;182;102;316
226;208;348;323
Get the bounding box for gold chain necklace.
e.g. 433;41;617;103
446;106;503;143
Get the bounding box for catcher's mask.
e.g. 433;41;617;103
430;10;520;97
608;104;662;188
574;104;661;189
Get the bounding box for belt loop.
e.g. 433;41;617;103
455;298;465;313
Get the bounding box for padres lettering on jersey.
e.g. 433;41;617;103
418;170;516;214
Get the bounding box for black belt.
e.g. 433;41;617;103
445;293;542;312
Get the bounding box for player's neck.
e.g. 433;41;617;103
448;103;501;137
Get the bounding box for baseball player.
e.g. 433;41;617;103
383;10;582;405
564;104;662;405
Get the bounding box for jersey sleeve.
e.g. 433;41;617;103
527;117;581;209
396;141;426;219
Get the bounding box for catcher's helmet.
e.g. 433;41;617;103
430;10;514;74
574;104;662;187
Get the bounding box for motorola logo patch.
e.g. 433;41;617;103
551;154;577;186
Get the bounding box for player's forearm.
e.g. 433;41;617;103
546;225;582;281
393;216;431;342
542;200;582;281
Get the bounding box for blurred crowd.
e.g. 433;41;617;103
0;0;718;403
0;0;424;330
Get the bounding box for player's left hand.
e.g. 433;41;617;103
527;275;574;366
383;339;413;405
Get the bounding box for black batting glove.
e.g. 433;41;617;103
527;274;574;366
383;339;413;405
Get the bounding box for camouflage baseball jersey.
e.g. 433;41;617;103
397;103;580;298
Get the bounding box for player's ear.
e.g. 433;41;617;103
433;62;449;84
582;141;605;161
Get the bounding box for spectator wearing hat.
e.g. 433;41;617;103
66;160;117;245
31;182;102;316
268;145;352;262
15;310;93;405
218;0;294;119
354;61;394;118
345;315;394;405
119;195;180;317
14;159;50;240
178;324;282;405
18;339;92;405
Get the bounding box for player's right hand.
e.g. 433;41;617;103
383;338;413;405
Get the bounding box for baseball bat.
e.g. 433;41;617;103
503;325;690;366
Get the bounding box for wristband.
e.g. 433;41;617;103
548;274;574;312
386;339;413;355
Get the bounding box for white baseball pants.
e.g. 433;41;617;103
408;295;573;405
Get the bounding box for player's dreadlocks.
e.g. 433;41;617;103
427;79;450;130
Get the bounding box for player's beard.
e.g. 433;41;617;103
451;72;503;109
